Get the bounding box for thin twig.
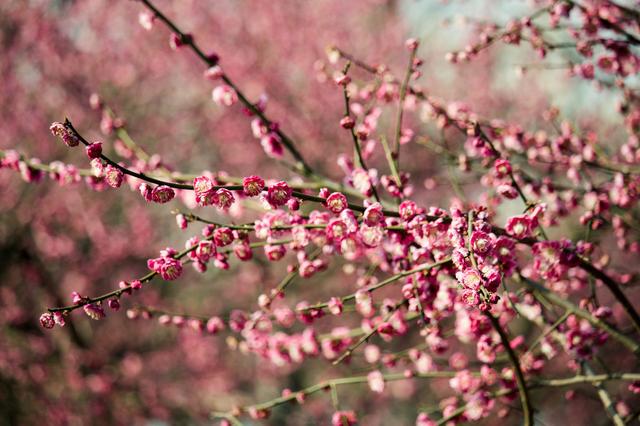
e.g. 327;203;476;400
485;312;534;426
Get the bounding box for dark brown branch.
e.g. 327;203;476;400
485;312;534;426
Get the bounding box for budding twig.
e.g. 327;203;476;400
138;0;316;177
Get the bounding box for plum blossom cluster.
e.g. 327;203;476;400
1;148;82;185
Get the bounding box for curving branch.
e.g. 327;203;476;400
65;119;196;190
47;237;292;313
485;312;534;426
64;119;401;216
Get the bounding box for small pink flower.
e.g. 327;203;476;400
316;187;328;199
169;32;192;50
18;161;42;183
260;134;284;158
86;142;102;159
243;175;265;196
594;306;612;319
326;219;349;241
193;260;207;273
505;215;532;239
449;352;469;370
334;72;351;86
364;345;381;363
210;251;228;268
39;313;55;329
212;85;238;106
456;269;483;290
149;256;183;281
470;231;494;255
575;63;594;79
108;299;120;311
176;214;188;229
493;159;512;178
228;310;248;332
0;149;20;169
273;308;295;328
399;200;419;220
50;122;79;147
248;408;270;420
195;240;215;261
213;188;235;209
363;202;384;225
187;237;200;255
355;290;374;318
340;235;363;260
299;260;316;278
326;192;348;214
399;128;414;145
461;289;479;305
151;185;175;203
359;224;384;248
368;370;385;393
265;243;286;261
203;65;223;80
482;265;502;292
495;236;516;259
88;94;101;110
193;176;216;206
251;118;269;138
206;316;225;334
53;312;66;327
188;319;204;332
202;224;215;237
328;297;344;315
104;165;124;188
416;413;436;426
449;369;481;394
83;303;106;320
340;116;355;129
405;38;419;51
332;411;357;426
158;314;171;326
49;122;65;136
350;168;376;197
139;183;153;201
234;241;253;261
497;184;518;199
71;291;83;304
257;294;271;309
213;227;234;247
267;181;292;207
138;12;155;30
159;257;183;280
100;114;114;135
119;281;132;295
532;240;570;280
287;198;300;211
